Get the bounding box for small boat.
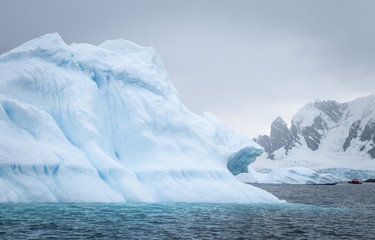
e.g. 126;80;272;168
348;180;362;184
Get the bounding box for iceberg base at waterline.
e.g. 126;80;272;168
236;167;337;185
0;163;279;203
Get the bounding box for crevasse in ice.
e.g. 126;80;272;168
0;33;280;203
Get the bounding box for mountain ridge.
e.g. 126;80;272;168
254;94;375;161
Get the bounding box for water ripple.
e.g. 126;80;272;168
1;184;374;239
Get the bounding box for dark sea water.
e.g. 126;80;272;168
1;182;374;239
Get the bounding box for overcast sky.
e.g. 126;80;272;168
1;0;375;137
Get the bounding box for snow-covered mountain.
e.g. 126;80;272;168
0;33;279;203
249;95;375;182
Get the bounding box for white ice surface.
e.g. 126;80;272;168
236;166;337;184
249;147;375;183
0;33;280;203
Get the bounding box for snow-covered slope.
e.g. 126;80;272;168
0;33;279;203
251;96;375;182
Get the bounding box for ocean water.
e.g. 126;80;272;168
0;183;374;239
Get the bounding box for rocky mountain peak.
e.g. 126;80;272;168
254;95;375;160
254;117;295;159
270;117;294;151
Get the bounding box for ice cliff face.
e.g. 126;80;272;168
0;33;278;203
251;95;375;181
236;167;337;185
227;147;262;175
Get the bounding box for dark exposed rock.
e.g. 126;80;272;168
360;119;375;142
300;116;328;151
313;100;346;123
270;117;295;151
255;135;273;154
313;116;328;130
368;145;375;159
301;126;321;151
254;117;295;156
343;120;361;151
345;118;375;158
290;124;299;139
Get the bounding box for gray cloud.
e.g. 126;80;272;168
1;0;375;137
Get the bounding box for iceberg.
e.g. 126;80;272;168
316;168;375;181
236;167;337;184
0;33;280;203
